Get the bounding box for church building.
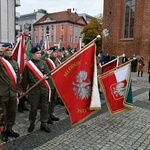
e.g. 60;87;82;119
103;0;150;71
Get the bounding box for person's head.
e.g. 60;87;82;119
100;50;104;56
30;46;41;60
49;46;58;58
2;43;13;57
57;49;63;58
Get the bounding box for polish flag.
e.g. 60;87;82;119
12;34;28;75
99;57;119;74
99;63;133;115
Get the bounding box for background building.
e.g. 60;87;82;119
103;0;150;71
33;9;87;49
17;9;47;43
0;0;20;43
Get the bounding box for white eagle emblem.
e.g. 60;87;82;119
72;71;91;100
113;82;126;98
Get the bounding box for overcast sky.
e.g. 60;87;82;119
17;0;104;16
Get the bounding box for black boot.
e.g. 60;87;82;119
40;124;51;133
1;131;8;142
47;117;53;124
6;130;19;138
18;105;23;113
28;123;35;132
50;114;60;121
18;95;29;112
22;105;29;111
141;71;143;77
137;72;139;77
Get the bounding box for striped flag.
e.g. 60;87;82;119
12;34;28;75
99;57;119;74
99;63;133;115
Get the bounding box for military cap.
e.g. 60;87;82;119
49;46;57;51
2;43;13;48
30;46;41;53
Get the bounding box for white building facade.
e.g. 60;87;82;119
0;0;20;43
17;9;47;43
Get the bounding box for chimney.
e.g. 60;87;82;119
67;9;71;14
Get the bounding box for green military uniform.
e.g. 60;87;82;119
21;59;50;124
0;56;20;131
41;49;60;123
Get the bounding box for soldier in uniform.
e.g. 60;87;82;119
21;46;51;133
41;46;60;124
0;43;20;142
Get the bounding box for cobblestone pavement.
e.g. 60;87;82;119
1;72;150;150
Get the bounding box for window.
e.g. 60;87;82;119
34;27;38;31
124;0;135;38
61;24;64;30
35;36;38;43
69;35;72;43
60;35;64;42
51;25;54;30
41;26;44;31
70;25;72;30
75;36;78;43
51;35;54;42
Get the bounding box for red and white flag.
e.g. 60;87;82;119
12;34;28;75
51;43;101;126
99;63;132;115
76;37;82;51
99;57;119;74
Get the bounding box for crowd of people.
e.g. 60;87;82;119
96;51;147;77
0;43;149;143
0;43;75;142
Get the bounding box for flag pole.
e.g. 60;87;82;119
82;35;101;50
18;72;51;100
81;28;109;50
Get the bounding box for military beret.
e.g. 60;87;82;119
49;46;57;51
30;46;41;53
2;43;13;48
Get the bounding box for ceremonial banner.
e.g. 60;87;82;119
99;63;133;115
12;34;27;75
99;57;119;74
51;43;101;126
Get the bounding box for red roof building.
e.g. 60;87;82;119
33;9;87;49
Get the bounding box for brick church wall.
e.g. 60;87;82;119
103;0;150;72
